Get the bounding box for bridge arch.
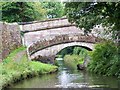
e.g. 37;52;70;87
27;33;100;64
30;41;94;58
56;45;92;57
29;42;94;64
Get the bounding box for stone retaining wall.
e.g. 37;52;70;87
0;22;22;61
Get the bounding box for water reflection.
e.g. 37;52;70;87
10;59;119;89
58;70;71;87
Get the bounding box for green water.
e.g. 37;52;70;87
9;59;120;89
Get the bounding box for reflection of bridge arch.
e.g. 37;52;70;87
27;34;100;63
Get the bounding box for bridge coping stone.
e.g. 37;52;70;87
20;18;75;32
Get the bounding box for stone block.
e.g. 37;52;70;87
1;22;22;60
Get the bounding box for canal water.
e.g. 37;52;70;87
10;58;120;89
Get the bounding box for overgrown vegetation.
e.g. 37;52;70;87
58;46;89;70
0;47;58;89
64;55;84;70
88;41;120;77
2;46;26;64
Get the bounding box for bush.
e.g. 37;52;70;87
88;41;119;77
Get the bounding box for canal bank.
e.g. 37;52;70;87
1;47;58;90
8;58;120;89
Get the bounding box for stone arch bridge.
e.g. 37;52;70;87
20;18;101;64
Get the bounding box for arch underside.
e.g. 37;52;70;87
30;42;94;60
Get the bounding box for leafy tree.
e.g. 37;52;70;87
42;2;64;18
31;2;47;20
65;2;120;40
1;2;46;22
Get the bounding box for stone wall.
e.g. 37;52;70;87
0;22;22;61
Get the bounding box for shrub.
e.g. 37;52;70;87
88;41;119;77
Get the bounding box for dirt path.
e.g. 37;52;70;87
12;50;26;62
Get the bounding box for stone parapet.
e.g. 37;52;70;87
20;18;75;32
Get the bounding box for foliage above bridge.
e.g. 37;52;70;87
65;2;120;40
1;2;64;23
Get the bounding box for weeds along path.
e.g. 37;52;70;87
3;46;27;63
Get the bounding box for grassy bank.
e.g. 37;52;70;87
0;47;58;89
64;55;84;70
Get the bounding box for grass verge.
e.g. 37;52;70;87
0;46;58;89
